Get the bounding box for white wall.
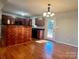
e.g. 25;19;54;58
55;11;78;47
0;0;7;38
0;0;4;20
0;11;2;38
0;1;4;38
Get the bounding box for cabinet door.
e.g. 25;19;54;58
2;15;9;25
23;27;29;42
5;25;16;46
17;26;23;43
37;30;44;39
29;19;32;26
29;28;32;40
23;27;32;42
14;26;18;44
26;29;32;41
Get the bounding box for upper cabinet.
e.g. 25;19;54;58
35;18;45;27
15;18;32;26
2;15;32;26
2;15;15;25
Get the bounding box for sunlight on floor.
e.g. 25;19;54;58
35;40;49;43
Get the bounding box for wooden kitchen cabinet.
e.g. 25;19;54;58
1;15;32;46
37;30;44;39
32;28;44;39
2;25;32;46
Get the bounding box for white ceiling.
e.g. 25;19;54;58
2;0;78;16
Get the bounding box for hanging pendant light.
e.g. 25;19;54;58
43;0;55;17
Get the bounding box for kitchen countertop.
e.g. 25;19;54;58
32;25;45;29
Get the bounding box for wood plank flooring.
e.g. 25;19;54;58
0;40;77;59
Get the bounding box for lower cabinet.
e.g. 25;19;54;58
2;25;32;46
37;30;44;39
32;28;44;39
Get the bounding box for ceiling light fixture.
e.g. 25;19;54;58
43;0;55;17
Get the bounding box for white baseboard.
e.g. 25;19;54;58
49;39;78;47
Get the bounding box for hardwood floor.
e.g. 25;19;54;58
0;40;77;59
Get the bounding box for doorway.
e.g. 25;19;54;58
47;19;55;40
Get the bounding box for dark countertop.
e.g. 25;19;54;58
32;27;45;30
